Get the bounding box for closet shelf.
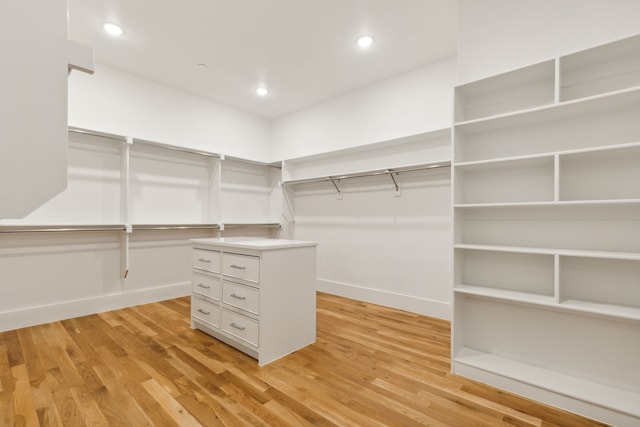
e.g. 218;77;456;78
280;160;451;187
69;125;280;167
132;138;220;158
454;244;640;260
68;126;127;142
454;199;640;208
455;140;640;167
455;285;554;305
454;84;640;130
455;285;640;322
453;348;640;418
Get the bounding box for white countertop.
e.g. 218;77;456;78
190;236;318;250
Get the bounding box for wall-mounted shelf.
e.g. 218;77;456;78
281;160;450;187
452;32;640;427
0;125;286;333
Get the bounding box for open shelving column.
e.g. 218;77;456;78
452;33;640;427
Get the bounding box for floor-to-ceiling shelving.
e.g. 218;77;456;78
452;33;640;427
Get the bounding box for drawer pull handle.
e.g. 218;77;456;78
230;293;246;300
230;322;245;331
197;284;211;289
197;309;210;315
198;258;211;263
230;264;246;270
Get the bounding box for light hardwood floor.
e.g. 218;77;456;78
0;293;608;426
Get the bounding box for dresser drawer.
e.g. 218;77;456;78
222;253;259;283
223;281;259;315
193;249;221;273
222;309;259;347
192;297;220;328
192;272;221;301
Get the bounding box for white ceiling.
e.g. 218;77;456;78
68;0;458;119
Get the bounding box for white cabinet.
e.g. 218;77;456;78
190;237;317;366
452;33;640;427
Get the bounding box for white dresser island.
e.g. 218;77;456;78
190;237;317;365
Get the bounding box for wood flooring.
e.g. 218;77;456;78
0;293;608;426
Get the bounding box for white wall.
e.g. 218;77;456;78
69;64;271;162
270;56;456;161
273;60;456;320
1;0;68;219
291;168;452;319
458;0;640;83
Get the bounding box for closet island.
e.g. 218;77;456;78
190;237;318;365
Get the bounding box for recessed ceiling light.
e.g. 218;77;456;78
357;35;374;48
198;63;207;69
103;22;124;36
256;87;269;97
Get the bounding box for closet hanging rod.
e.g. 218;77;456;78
68;126;128;142
131;224;220;231
0;225;127;233
132;138;220;158
222;223;281;229
281;161;451;187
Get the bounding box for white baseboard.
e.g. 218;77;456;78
317;278;452;321
0;281;191;332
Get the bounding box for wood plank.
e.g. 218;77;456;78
11;364;40;427
141;378;202;427
0;293;610;427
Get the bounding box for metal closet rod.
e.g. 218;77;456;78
281;161;451;186
0;223;282;233
0;225;127;233
222;223;281;229
132;224;220;231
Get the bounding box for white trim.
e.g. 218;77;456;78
0;281;191;332
316;278;451;321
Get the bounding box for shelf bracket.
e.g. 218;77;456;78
386;170;401;197
329;177;343;200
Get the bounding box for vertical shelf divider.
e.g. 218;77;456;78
120;136;132;281
553;154;560;202
553;254;560;304
554;57;561;104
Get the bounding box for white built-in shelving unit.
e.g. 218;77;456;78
452;33;640;427
0;127;281;332
279;129;453;318
282;129;451;184
280;129;451;202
